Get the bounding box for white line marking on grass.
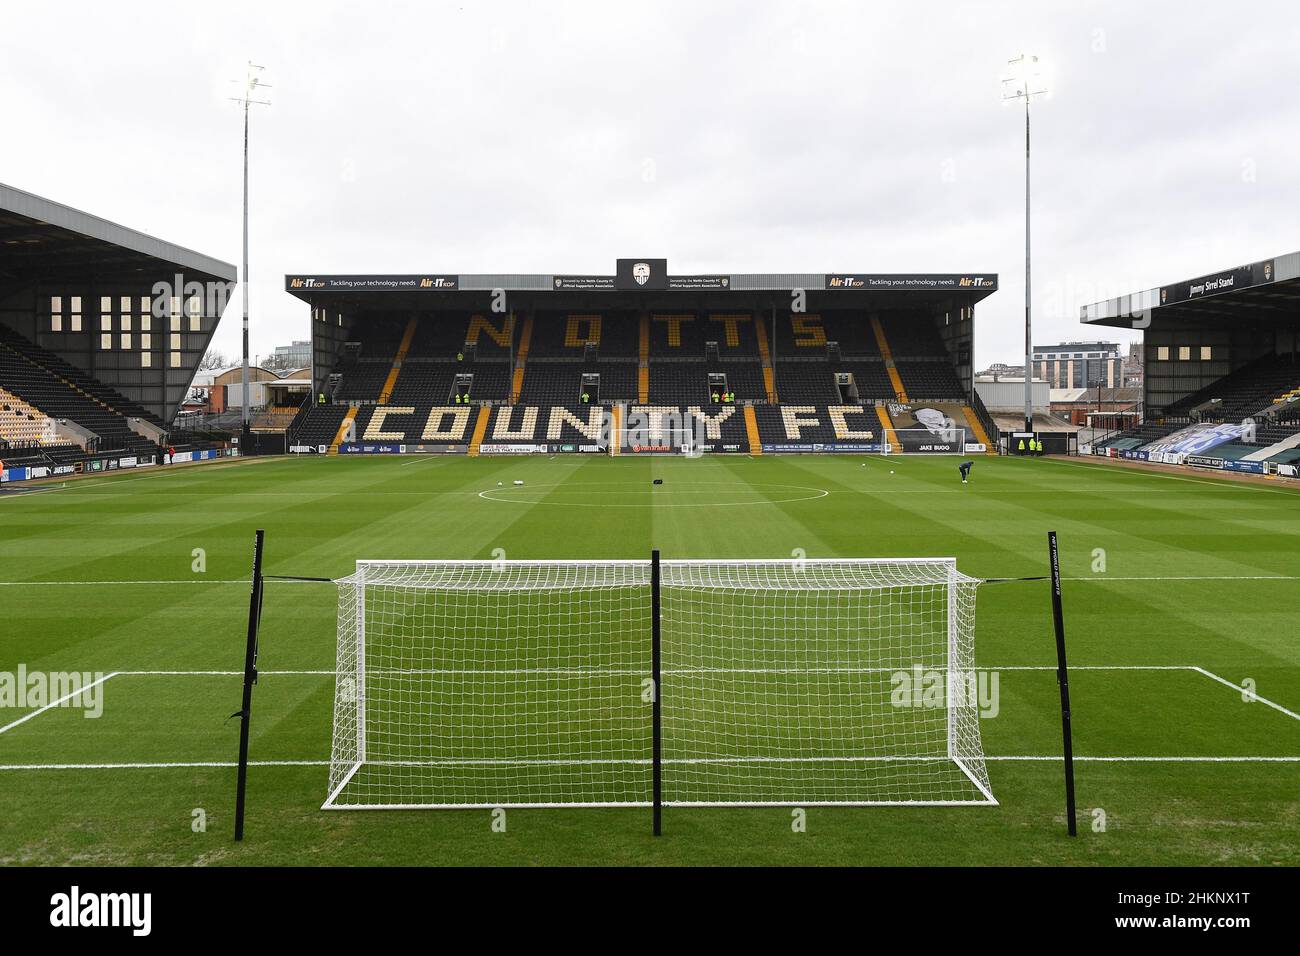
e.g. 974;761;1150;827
985;756;1300;763
102;664;1206;677
1192;666;1300;723
112;669;331;677
5;457;278;497
398;456;452;467
477;481;831;508
1042;456;1300;495
0;672;119;736
1063;575;1299;582
0;579;332;586
2;755;1298;772
3;574;1294;588
0;760;330;770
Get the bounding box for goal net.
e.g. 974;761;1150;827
324;558;994;810
615;428;699;455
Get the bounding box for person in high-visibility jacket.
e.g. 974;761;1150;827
1017;438;1026;453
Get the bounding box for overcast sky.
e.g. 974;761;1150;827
3;0;1297;366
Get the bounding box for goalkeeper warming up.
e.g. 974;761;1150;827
958;460;974;484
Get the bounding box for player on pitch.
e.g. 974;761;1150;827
958;460;974;484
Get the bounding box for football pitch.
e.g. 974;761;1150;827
1;453;1298;866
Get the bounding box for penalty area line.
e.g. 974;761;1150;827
0;579;332;586
1;755;1298;772
0;672;119;736
1192;666;1300;723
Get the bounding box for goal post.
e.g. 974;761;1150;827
324;557;994;811
615;428;699;455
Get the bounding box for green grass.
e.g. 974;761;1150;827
1;453;1298;865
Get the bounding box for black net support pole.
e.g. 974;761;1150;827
651;548;662;837
1047;531;1078;837
234;529;265;841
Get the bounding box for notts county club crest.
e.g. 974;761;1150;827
633;262;651;285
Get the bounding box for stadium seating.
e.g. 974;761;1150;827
895;360;964;400
752;404;882;445
0;386;52;445
0;325;164;427
771;362;842;404
292;405;349;447
529;312;637;357
1094;421;1184;451
770;311;880;358
0;339;156;454
1164;353;1300;422
288;306;975;454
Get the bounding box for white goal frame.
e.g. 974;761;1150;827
615;428;699;455
323;557;995;811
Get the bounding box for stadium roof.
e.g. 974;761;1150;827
0;182;236;284
1080;251;1300;329
286;262;998;305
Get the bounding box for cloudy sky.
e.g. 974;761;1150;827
3;0;1297;366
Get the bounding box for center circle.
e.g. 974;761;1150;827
477;481;830;508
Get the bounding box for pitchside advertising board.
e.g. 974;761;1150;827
1;450;232;484
339;443;470;455
762;443;885;454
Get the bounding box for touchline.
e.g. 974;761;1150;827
49;886;151;936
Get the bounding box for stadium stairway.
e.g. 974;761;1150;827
743;404;763;455
869;317;909;403
874;406;899;450
328;407;358;455
378;319;419;404
753;318;778;403
638;315;650;402
961;406;996;454
466;406;492;457
510;316;535;402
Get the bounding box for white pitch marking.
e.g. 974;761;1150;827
0;579;332;586
2;755;1298;772
1;574;1293;587
1192;666;1300;723
1042;456;1300;495
0;672;119;736
984;755;1300;762
476;481;831;508
112;670;332;677
0;761;330;770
